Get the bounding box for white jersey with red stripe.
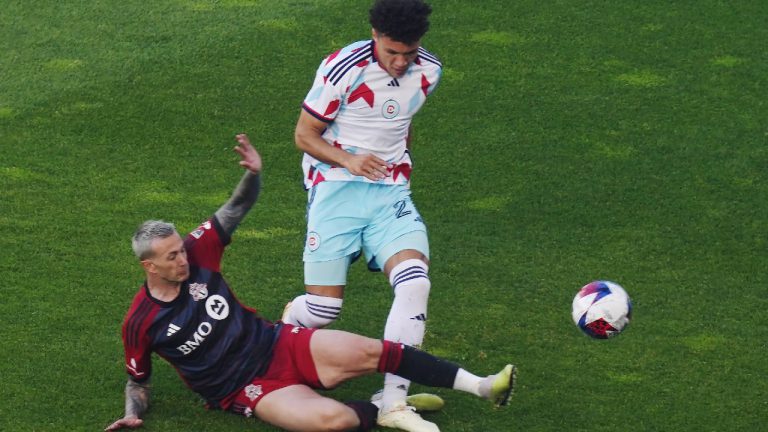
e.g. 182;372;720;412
301;39;442;189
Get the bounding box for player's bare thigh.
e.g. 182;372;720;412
310;329;382;387
255;384;358;431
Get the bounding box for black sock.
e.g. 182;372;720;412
395;344;459;388
345;400;378;431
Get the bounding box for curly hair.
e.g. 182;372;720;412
369;0;432;45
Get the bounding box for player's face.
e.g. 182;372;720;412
146;233;189;284
372;30;420;78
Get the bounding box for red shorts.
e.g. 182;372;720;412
221;325;322;417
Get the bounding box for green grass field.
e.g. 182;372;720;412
1;1;766;430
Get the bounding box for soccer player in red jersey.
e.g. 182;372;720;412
105;134;516;432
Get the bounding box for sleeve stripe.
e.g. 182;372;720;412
302;103;334;123
417;48;442;67
328;45;373;85
125;298;153;349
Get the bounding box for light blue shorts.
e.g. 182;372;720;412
303;181;429;285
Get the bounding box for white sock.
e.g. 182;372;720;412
284;293;342;328
381;259;431;411
452;368;485;397
381;374;411;411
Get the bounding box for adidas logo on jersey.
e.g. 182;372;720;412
166;323;181;337
410;313;427;321
387;78;400;87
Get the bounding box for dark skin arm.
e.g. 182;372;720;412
295;109;392;181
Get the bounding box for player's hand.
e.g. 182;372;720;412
234;134;263;174
104;416;143;431
344;153;391;181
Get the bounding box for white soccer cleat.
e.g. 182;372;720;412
371;389;445;412
489;364;517;407
377;403;440;432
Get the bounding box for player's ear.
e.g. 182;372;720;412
371;28;378;40
140;259;155;273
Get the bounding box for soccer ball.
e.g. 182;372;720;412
572;280;632;339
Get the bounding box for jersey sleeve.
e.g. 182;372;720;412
184;217;230;272
417;47;443;97
122;295;158;382
301;40;373;123
301;56;346;123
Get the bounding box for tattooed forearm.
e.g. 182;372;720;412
125;378;151;419
215;172;261;235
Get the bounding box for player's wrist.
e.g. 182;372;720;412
338;152;355;171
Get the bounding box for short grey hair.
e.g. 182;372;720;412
132;220;178;260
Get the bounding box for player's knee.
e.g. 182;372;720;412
389;259;431;301
322;336;382;388
400;275;431;300
289;293;343;328
349;337;385;369
315;404;359;431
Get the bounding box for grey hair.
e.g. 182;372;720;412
132;220;178;260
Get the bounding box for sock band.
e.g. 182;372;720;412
287;293;343;328
378;340;404;374
305;294;342;320
388;259;429;290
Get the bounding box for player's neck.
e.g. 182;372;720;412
146;277;182;302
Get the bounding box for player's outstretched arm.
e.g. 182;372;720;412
233;133;262;174
215;134;263;235
104;378;151;431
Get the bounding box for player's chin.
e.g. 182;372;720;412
177;268;190;281
386;65;407;77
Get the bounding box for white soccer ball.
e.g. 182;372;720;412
572;280;632;339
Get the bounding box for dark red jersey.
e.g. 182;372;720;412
122;217;280;407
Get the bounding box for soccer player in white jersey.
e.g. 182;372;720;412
282;1;451;431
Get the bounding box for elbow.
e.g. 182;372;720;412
295;110;327;153
294;131;306;151
294;130;315;153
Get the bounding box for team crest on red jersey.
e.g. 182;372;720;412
191;221;212;239
189;283;208;301
245;384;263;401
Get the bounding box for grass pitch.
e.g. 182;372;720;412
1;1;766;431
